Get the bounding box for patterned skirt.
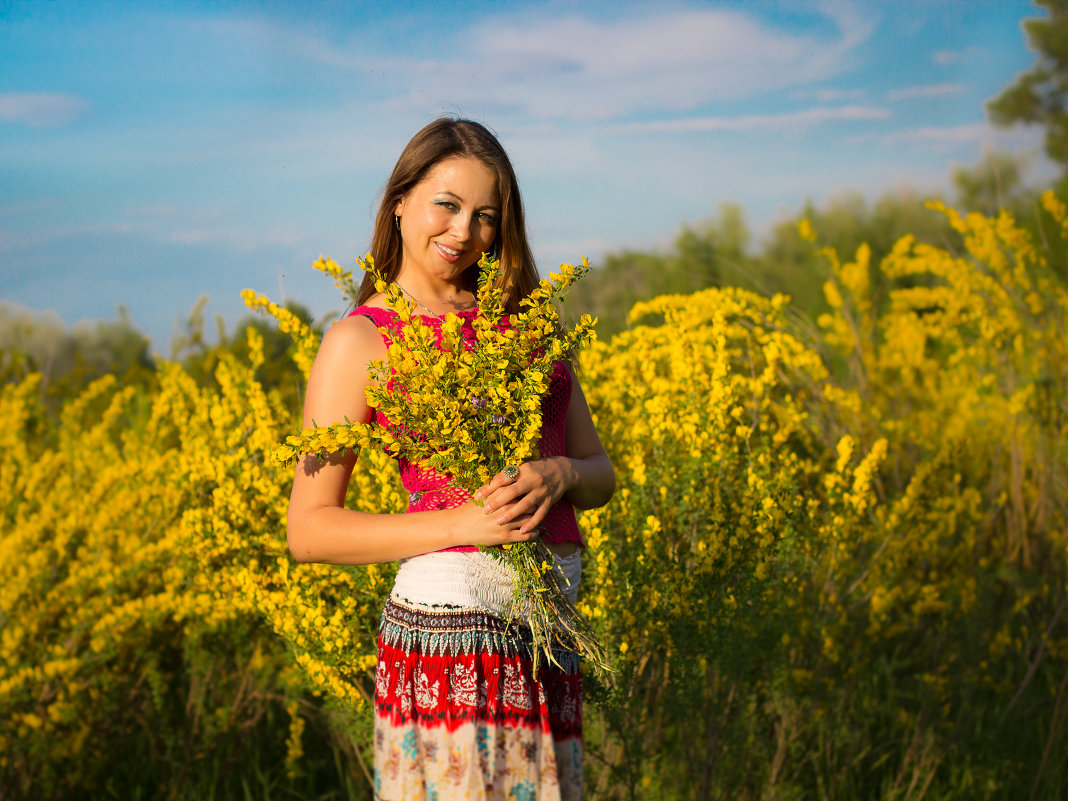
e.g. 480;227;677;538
374;549;583;801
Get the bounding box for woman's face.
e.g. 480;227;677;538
394;155;500;286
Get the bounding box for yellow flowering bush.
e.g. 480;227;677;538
573;195;1068;798
1;195;1065;799
0;323;401;796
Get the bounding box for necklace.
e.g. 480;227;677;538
395;283;473;320
395;283;444;320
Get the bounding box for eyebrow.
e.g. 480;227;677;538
438;191;499;210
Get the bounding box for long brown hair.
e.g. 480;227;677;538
355;117;539;315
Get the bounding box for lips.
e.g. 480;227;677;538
435;242;463;262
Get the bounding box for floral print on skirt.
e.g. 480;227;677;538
374;597;583;801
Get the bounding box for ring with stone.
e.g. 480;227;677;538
503;465;520;483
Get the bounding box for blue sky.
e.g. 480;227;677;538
0;0;1049;352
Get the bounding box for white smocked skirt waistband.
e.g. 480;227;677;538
391;548;582;616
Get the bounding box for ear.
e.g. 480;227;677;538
394;197;405;216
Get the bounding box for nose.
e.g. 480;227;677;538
448;212;476;243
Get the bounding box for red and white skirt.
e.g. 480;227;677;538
373;549;583;801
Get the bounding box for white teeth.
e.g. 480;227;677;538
438;244;459;256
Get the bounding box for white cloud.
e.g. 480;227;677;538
607;105;891;135
0;93;88;127
876;123;1046;154
223;7;876;122
126;205;306;251
0;205;305;256
882;123;988;145
395;8;874;120
932;47;985;66
0;226;33;253
790;87;867;103
192;16;368;74
806;0;878;74
888;83;963;102
836;123;1048;176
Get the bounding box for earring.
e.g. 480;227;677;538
394;215;401;231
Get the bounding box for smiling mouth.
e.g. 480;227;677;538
436;243;461;258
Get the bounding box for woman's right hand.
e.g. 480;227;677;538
446;499;541;548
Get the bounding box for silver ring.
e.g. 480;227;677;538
503;465;519;483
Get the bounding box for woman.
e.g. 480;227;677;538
287;117;615;801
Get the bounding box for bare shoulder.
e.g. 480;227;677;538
315;312;387;368
303;313;386;426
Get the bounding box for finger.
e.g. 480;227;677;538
474;469;519;502
518;498;552;535
498;513;536;537
504;525;539;543
481;480;530;513
511;525;542;542
493;465;522;492
490;498;531;525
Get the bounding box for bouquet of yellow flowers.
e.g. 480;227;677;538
277;253;608;676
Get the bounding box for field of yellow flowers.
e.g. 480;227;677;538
2;197;1066;800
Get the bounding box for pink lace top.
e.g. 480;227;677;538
349;305;584;552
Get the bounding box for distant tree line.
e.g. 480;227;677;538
0;297;320;417
0;303;155;399
563;152;1063;341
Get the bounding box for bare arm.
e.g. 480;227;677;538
286;313;538;565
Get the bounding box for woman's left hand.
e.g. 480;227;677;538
473;458;572;535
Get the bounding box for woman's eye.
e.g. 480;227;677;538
479;212;498;225
435;200;459;211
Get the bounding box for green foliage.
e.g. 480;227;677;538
753;188;955;318
952;152;1031;217
563;203;750;338
989;0;1068;168
170;295;321;419
565;189;959;340
0;302;155;401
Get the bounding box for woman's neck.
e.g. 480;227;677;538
394;273;476;315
